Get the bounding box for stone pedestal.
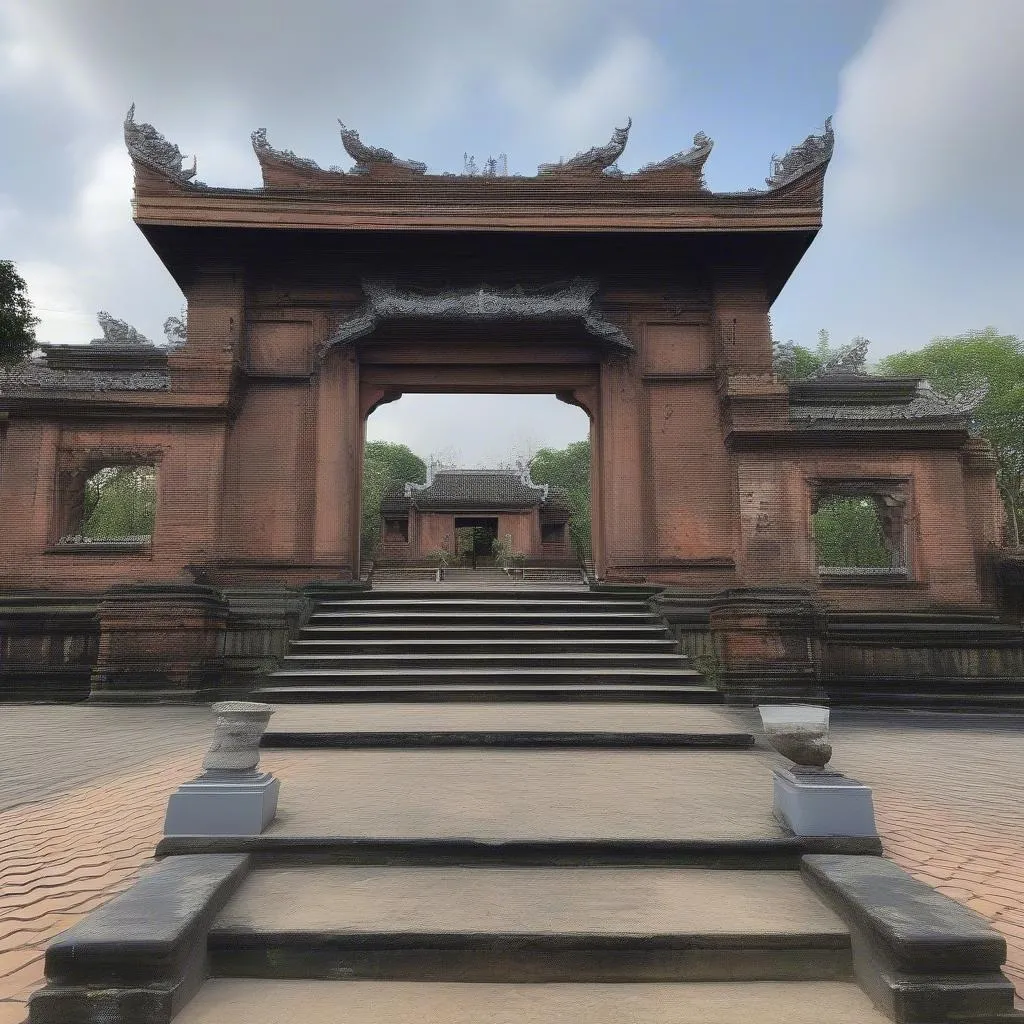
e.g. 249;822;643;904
163;770;280;836
772;765;877;837
709;587;824;702
90;583;229;702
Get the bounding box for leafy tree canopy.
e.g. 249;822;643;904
530;439;591;557
0;260;40;365
360;441;427;560
75;466;156;541
877;328;1024;546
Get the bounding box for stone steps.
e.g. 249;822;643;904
171;978;892;1024
298;625;672;639
256;681;717;704
279;652;693;670
260;585;713;704
259;702;753;749
289;638;681;654
204;865;853;983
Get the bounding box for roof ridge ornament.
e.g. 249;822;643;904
124;103;199;184
327;278;632;356
635;131;713;175
766;116;834;189
538;118;632;176
251;128;326;173
810;337;869;378
91;311;155;348
338;121;427;175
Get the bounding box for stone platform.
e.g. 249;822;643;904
23;705;1024;1024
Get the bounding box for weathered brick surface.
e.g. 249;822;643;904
0;706;1022;1023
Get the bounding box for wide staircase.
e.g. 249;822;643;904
253;583;717;704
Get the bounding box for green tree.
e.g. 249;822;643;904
530;439;591;558
813;497;891;568
773;340;825;380
877;328;1024;546
361;441;427;560
773;329;875;381
80;466;156;540
0;260;40;365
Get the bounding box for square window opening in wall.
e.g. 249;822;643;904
383;517;409;543
541;522;565;544
58;464;157;549
811;481;910;579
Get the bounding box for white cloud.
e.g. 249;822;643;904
831;0;1024;224
74;143;134;244
367;394;590;466
16;259;95;344
0;0;106;113
497;33;667;156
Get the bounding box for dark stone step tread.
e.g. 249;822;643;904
269;668;704;679
260;731;754;749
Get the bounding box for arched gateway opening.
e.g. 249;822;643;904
362;393;592;574
340;313;604;575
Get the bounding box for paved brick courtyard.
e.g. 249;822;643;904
0;705;1022;1023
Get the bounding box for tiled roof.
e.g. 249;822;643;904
379;469;572;514
788;376;976;431
0;359;170;394
413;470;547;510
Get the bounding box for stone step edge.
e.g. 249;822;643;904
801;855;1020;1023
155;836;884;865
258;730;754;749
204;931;853;984
252;687;721;705
264;667;704;675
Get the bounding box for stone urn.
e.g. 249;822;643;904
758;704;831;769
202;701;275;772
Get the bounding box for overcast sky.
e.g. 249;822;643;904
2;0;1022;465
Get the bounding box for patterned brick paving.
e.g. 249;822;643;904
0;707;1021;1023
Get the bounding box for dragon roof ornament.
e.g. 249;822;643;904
538;119;632;176
251;128;325;173
811;336;870;378
338;121;427;175
636;131;713;175
90;311;155;348
766;117;834;189
327;278;632;354
124;104;198;183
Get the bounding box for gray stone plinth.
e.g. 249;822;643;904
164;770;280;836
772;766;876;838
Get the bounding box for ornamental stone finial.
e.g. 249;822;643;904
124;103;197;183
538;119;632;176
202;701;275;772
91;311;154;348
635;131;714;175
766;117;834;189
251;128;325;172
759;704;832;769
338;120;427;175
812;337;870;378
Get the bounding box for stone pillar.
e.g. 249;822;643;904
708;587;824;702
312;347;361;577
90;583;229;702
596;355;649;580
961;437;1005;606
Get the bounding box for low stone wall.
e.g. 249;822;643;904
0;587;318;702
3;584;1023;705
653;590;1024;706
0;593;100;701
